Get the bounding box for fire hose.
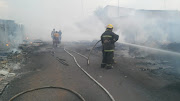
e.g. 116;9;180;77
68;40;101;65
8;41;115;101
64;48;115;101
8;86;85;101
87;40;101;65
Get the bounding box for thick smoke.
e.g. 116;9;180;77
0;0;110;42
1;0;180;46
95;6;180;48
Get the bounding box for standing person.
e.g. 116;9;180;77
53;31;60;47
51;29;55;39
101;24;119;69
58;30;62;43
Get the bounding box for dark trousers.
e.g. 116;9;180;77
102;51;114;65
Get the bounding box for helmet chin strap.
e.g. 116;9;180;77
106;28;113;31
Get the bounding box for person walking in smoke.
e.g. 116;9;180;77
51;29;62;46
51;29;56;39
58;30;62;43
101;24;119;69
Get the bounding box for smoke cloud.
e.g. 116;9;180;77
0;0;110;42
94;6;180;48
0;0;180;45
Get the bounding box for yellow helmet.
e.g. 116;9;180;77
107;24;113;29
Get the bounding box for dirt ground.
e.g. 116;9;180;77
0;42;180;101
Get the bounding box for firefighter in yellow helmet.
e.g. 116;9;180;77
101;24;119;69
53;31;60;46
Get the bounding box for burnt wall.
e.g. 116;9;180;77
0;19;25;49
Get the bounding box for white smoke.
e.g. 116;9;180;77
95;6;180;47
0;0;110;42
1;0;180;45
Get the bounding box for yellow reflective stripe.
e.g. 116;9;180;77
104;50;114;52
102;35;112;38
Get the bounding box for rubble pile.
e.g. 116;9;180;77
0;51;25;77
0;50;24;93
0;39;44;79
0;40;44;94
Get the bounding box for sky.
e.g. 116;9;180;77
1;0;180;19
108;0;180;10
0;0;180;41
1;0;180;20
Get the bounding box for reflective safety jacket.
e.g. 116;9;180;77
101;30;119;52
54;33;60;38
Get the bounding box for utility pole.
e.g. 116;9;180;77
118;0;119;17
164;0;166;10
81;0;84;16
4;22;7;43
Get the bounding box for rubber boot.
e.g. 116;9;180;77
106;65;113;69
112;61;117;64
101;63;106;68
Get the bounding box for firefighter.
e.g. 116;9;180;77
51;29;55;39
58;30;62;43
101;24;119;69
54;31;60;42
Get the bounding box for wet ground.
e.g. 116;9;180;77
0;42;180;101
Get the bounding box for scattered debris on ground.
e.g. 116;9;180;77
0;40;44;94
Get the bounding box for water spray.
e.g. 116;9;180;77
121;42;180;56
